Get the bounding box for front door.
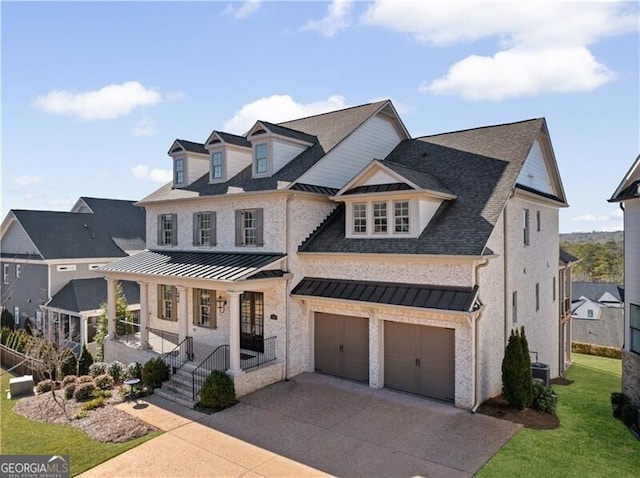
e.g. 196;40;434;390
240;291;264;353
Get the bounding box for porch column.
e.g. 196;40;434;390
106;278;116;339
139;282;149;348
228;290;243;376
177;286;189;343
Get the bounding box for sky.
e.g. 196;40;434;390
2;0;638;233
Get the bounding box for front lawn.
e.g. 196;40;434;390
477;353;639;477
0;369;161;476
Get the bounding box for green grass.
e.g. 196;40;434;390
477;353;639;477
0;369;162;476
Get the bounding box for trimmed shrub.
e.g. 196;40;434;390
1;309;14;330
532;378;557;414
35;379;55;394
518;326;534;408
126;362;142;380
93;389;111;399
78;344;94;376
611;392;630;418
61;375;78;387
502;328;533;410
89;362;108;377
77;375;94;383
73;382;95;402
199;370;236;409
94;373;114;390
61;350;78;378
621;403;638;427
142;357;169;389
108;360;125;383
64;383;77;400
74;410;88;420
572;342;622;359
81;396;106;411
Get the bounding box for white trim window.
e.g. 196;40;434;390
630;303;640;354
158;214;177;246
57;264;77;272
158;284;176;321
89;264;106;271
535;282;540;311
16;265;21;279
174;158;185;185
255;143;268;175
394;201;410;233
235;209;264;247
193;289;216;328
353;203;367;234
3;264;9;284
523;209;530;245
193;212;216;246
211;151;223;180
373;202;387;234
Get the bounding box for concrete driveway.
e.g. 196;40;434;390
82;373;520;478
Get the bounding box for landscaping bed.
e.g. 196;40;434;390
477;394;559;429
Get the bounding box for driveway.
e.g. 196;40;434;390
81;373;520;477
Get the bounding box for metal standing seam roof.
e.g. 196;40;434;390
291;277;478;312
99;250;285;281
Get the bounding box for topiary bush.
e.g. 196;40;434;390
532;378;557;414
621;403;638;427
501;328;533;410
73;382;95;402
77;375;94;383
611;392;630;418
108;360;125;383
142;357;169;389
126;362;142;380
35;379;55;394
64;383;77;400
61;350;78;378
199;370;236;409
94;373;114;390
78;344;94;376
89;362;108;377
62;375;78;387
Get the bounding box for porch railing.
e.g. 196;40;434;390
241;336;277;371
146;327;179;354
161;336;193;374
192;345;230;401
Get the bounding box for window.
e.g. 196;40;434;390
15;265;21;279
587;309;594;318
89;264;106;271
56;264;77;272
193;289;216;328
158;214;177;246
373;202;387;233
3;264;8;284
175;158;184;184
394;201;410;233
193;212;216;246
235;209;264;246
211;151;223;180
353;204;367;234
536;210;541;232
553;276;556;301
630;303;640;354
255;143;268;174
523;209;530;245
535;283;540;311
158;285;177;320
512;291;518;323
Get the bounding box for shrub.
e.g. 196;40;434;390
74;410;88;419
64;383;77;400
502;328;533;410
126;362;142;380
73;382;95;402
532;379;557;414
142;357;169;389
89;362;108;377
81;396;106;411
61;350;78;377
35;379;55;394
94;373;114;390
77;375;94;383
199;370;236;409
61;375;78;387
1;309;14;330
94;389;111;399
621;403;638;427
78;344;94;376
108;360;126;383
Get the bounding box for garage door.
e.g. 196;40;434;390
384;322;454;402
314;313;369;383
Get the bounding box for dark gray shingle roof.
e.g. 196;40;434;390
572;282;624;303
175;139;208;154
560;248;579;265
292;277;478;312
47;278;140;313
258;122;318;144
380;161;454;196
11;198;145;260
213;131;252;148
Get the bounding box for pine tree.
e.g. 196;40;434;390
502;328;533;410
78;343;94;375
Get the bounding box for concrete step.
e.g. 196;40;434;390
155;387;196;408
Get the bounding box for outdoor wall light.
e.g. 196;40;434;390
216;295;227;314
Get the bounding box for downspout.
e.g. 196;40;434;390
471;259;490;413
284;193;293;380
503;191;515;348
619;202;626;350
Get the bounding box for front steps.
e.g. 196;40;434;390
155;362;206;408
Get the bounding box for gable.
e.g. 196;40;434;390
517;139;554;195
610;154;640;202
1;219;41;256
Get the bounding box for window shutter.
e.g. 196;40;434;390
210;211;217;246
171;213;178;245
235;210;242;246
193;213;199;246
256;208;264;246
157;215;163;245
157;285;163;319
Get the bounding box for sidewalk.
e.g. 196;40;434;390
77;397;330;478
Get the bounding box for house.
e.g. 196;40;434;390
101;100;568;409
570;281;624;348
609;154;640;407
0;197;145;351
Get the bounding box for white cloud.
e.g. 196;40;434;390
571;214;613;223
132;117;157;137
224;0;261;19
131;165;172;183
422;46;613;100
223;94;348;134
13;176;42;187
33;81;164;120
362;1;637;100
302;0;353;37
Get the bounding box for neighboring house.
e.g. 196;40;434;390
101;100;568;409
609;154;640;407
559;249;578;371
571;282;624;348
0;197;145;345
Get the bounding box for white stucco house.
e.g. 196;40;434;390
101;100;569;409
609;154;640;407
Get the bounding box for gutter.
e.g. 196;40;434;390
284;194;293;380
471;259;490;413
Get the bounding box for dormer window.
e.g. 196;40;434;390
211;151;223;180
353;204;367;234
351;200;411;237
394;201;409;233
174;158;185;184
255;143;268;175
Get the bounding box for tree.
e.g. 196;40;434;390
1;309;15;330
518;326;533;409
78;343;94;375
501;328;533;410
95;281;131;361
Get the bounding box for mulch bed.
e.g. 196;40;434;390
476;395;559;429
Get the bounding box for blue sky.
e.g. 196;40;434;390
2;1;638;233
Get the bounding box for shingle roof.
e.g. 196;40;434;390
291;277;478;312
609;154;640;202
213;131;252;148
343;183;413;195
100;250;285;281
259;122;318;144
572;282;624;303
175;139;208;154
380;161;454;196
559;248;579;265
10;198;145;260
47;278;140;313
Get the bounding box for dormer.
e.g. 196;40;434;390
333;160;457;239
168;140;209;188
246;121;317;178
204;131;252;183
